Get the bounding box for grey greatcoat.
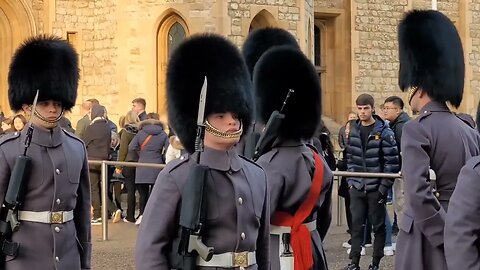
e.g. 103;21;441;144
135;147;270;270
0;125;91;269
395;101;480;270
445;156;480;270
257;140;333;270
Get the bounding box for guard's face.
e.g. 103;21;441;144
25;100;63;129
356;104;373;122
204;112;241;150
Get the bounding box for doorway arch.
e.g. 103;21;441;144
156;11;188;118
249;9;277;33
0;0;36;115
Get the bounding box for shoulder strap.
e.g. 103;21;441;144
140;135;153;151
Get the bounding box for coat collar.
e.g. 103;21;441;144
419;101;450;116
193;146;242;172
24;124;65;147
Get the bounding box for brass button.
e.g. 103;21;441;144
55;169;61;175
240;232;245;240
56;198;61;205
55;256;59;262
435;192;440;198
180;156;185;160
238;197;243;205
54;227;60;233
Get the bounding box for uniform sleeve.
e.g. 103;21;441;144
445;160;480;270
74;147;92;269
0;147;10;208
316;165;333;241
379;127;400;193
257;157;285;218
256;171;270;270
135;171;181;270
401;121;445;247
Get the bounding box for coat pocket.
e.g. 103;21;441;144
399;213;413;234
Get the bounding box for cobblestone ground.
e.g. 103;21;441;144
92;189;396;269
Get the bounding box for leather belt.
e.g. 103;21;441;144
434;190;454;201
270;220;317;235
197;251;256;268
18;210;74;224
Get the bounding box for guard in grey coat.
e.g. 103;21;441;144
135;34;269;269
253;44;333;269
395;10;480;270
0;36;91;269
444;104;480;270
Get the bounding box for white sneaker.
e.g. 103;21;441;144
342;242;351;248
384;246;394;256
347;247;366;256
364;243;373;248
112;209;122;223
135;215;143;225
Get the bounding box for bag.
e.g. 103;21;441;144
141;135;153;151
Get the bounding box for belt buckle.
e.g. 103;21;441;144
51;212;63;224
232;251;248;268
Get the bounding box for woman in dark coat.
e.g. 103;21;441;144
128;113;168;225
115;110;139;223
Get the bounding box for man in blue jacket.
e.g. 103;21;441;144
345;93;400;270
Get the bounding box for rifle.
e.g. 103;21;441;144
170;77;214;270
242;121;260;159
252;89;294;161
0;91;39;267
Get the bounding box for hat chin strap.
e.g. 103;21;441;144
205;120;243;139
407;86;419;105
33;108;64;125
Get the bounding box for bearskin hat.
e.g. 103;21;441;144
167;33;253;154
254;45;321;140
398;10;464;108
8;35;79;111
242;27;299;78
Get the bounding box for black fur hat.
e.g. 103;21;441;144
398;10;464;108
242;27;299;78
254;46;321;140
8;35;79;111
167;33;253;154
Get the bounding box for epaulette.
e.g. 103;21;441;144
0;132;21;146
62;129;86;147
166;153;190;173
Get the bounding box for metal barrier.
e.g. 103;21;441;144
88;160;165;240
332;171;401;226
87;159;400;240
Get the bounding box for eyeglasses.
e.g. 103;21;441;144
381;107;399;111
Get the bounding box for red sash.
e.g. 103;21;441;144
271;149;325;270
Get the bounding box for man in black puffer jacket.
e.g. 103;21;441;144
345;93;400;270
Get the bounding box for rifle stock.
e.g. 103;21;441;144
0;154;33;267
252;111;285;161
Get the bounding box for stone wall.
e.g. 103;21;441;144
51;0;118;118
470;1;480;115
352;0;408;104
